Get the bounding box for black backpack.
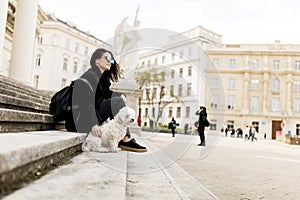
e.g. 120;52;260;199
49;78;94;123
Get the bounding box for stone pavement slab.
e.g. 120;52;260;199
3;131;219;200
0;131;85;174
3;152;127;200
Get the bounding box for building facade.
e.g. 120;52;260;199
206;40;300;139
0;0;109;91
33;14;109;91
138;28;300;140
137;26;222;130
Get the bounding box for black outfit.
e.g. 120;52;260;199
171;118;176;137
65;66;126;134
195;109;207;146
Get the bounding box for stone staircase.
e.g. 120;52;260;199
0;75;217;199
0;74;63;132
0;75;82;197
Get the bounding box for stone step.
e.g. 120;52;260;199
0;93;49;113
0;75;52;102
0;130;86;198
0;108;64;133
2;132;218;200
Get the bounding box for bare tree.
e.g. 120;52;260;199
135;68;179;126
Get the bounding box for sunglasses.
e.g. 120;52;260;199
102;55;115;64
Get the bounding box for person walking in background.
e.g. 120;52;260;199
137;115;142;127
195;106;207;146
170;117;177;137
244;125;250;141
250;126;258;141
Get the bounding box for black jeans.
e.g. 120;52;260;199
198;125;205;144
97;97;130;137
67;96;129;137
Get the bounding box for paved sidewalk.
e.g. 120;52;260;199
4;132;218;200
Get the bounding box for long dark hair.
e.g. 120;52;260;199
90;48;121;82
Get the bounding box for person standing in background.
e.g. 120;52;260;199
170;117;177;137
137;115;142;127
195;106;207;146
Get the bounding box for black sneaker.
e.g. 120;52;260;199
118;138;147;153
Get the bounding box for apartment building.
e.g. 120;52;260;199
0;0;109;91
137;26;222;129
206;40;300;139
34;14;109;91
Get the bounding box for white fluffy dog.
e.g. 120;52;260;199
82;106;136;153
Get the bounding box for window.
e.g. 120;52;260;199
170;85;174;97
162;56;165;64
61;78;67;87
211;95;218;108
187;83;191;96
171;70;175;78
152;107;155;118
147;59;151;66
178;84;183;96
252;59;259;69
152;88;157;99
250;96;259;111
272;78;280;91
228;95;235;109
251;79;259;90
179;49;183;58
295;60;300;70
168;107;173;118
210;119;217;130
154;57;158;65
65;38;70;49
34;75;39;88
38;36;43;44
75;42;79;53
179;68;183;77
82;64;87;72
73;61;78;73
228;78;236;89
188;66;192;76
146;88;150;100
63;58;68;71
213;58;219;67
294;82;300;92
227;120;234;130
229;58;236;68
35;53;41;66
296;124;300;135
294;98;300;113
212;78;219;88
176;107;181;118
145;108;148;117
274;60;280;70
271;97;280;111
172;52;175;61
185;106;190;118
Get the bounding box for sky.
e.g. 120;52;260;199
39;0;300;44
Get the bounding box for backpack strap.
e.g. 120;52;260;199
79;78;94;93
84;69;100;91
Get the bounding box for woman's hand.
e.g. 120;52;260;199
91;125;102;137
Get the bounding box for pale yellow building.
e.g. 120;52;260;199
206;40;300;139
